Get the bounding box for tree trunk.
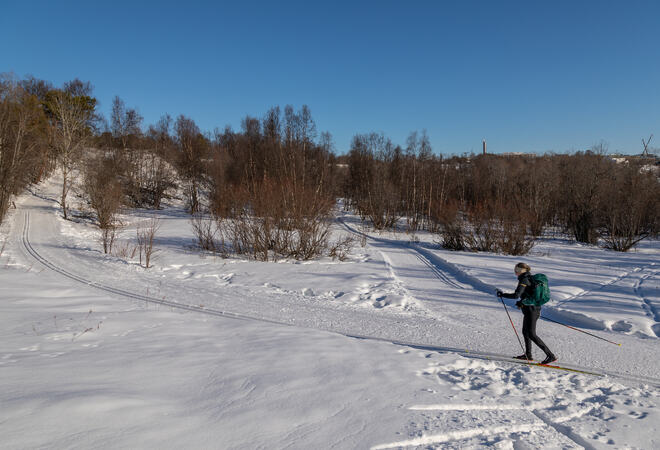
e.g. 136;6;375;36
61;166;68;220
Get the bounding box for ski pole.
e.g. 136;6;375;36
541;315;622;346
498;293;526;356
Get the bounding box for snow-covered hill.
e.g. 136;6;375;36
1;178;658;449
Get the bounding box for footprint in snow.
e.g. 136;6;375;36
611;320;632;332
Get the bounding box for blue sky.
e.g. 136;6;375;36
2;1;659;154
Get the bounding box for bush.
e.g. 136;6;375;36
440;221;467;251
496;220;536;255
464;203;500;252
437;202;467;251
83;156;123;254
136;218;160;268
190;212;223;253
599;163;659;251
329;235;355;261
213;179;335;261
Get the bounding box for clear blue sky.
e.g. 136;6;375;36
2;0;659;154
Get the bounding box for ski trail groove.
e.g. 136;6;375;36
338;217;469;291
556;263;659;308
20;212;280;325
411;248;464;289
370;423;547;449
18;211;660;387
637;267;660;322
377;250;419;307
531;409;597;450
402;403;596;448
409;403;523;411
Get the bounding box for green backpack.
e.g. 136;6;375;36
528;274;551;306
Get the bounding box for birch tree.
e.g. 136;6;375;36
44;82;97;219
0;75;49;223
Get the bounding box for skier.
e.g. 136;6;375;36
497;262;557;365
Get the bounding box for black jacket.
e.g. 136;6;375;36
501;272;536;304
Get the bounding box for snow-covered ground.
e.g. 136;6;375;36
1;178;659;449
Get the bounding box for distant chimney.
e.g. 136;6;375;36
483;139;487;155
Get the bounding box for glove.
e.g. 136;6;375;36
515;300;523;309
496;289;503;298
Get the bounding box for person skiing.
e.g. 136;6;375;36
497;262;557;365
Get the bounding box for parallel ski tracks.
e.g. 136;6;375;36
20;212;283;326
635;266;660;322
338;217;465;290
19;211;660;387
411;248;464;289
556;263;659;310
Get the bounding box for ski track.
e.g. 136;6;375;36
557;262;659;310
636;266;660;321
385;402;595;450
531;409;597;450
15;205;660;387
377;250;419;308
376;353;658;450
371;423;548;449
338;217;476;292
20;211;278;326
341;215;660;339
409;403;524;411
410;246;465;290
555;261;660;338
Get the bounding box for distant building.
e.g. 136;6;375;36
499;152;537;157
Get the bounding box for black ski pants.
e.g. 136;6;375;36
521;305;552;358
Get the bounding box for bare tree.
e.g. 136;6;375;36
555;151;611;244
111;96;143;152
599;163;659;251
144;114;176;209
83;156;123;254
174;115;208;214
137;218;160;268
110;96;149;206
347;132;400;230
0;74;50;223
44;82;97;219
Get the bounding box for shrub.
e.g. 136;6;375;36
329;235;355;261
213;179;335;261
83;156;123;254
190;212;222;253
599;163;659;251
136;218;160;268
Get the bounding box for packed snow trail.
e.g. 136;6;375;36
9;184;660;384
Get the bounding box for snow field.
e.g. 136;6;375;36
0;268;501;448
1;177;659;448
2;266;658;449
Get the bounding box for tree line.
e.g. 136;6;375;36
345;138;659;253
1;73;658;263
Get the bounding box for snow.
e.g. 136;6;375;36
1;177;659;449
